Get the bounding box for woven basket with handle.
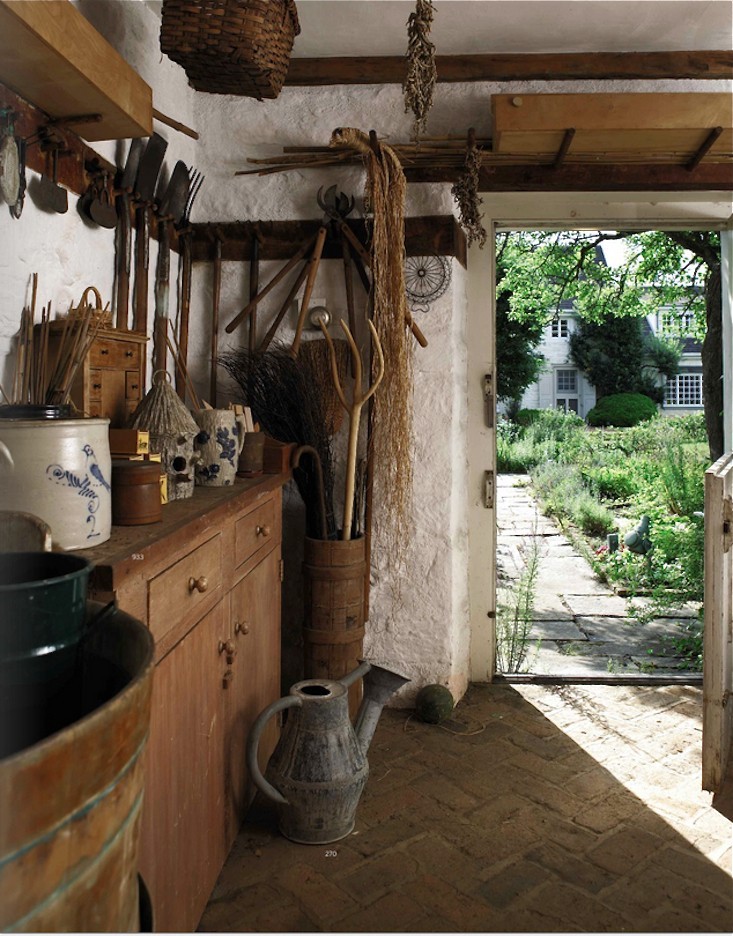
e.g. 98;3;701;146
160;0;300;100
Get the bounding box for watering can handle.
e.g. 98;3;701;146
0;441;14;470
246;695;302;805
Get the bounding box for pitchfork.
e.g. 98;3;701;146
320;318;384;540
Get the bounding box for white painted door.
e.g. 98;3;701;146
702;453;733;792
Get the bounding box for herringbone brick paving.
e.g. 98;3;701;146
200;682;733;932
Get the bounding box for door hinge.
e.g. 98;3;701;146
279;558;285;582
483;373;495;429
483;470;495;509
723;497;733;553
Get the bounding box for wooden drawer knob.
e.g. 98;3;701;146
256;524;271;537
218;639;236;657
188;575;208;593
234;621;250;636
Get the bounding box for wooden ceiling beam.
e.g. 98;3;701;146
285;51;733;86
401;163;733;191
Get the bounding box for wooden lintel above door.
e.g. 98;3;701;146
402;162;733;192
285;50;733;86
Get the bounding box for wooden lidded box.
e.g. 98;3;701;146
111;461;162;526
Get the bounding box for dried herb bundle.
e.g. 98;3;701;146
451;132;487;248
219;343;338;539
403;0;437;140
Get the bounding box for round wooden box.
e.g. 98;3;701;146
111;461;162;526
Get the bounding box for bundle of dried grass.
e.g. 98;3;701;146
219;343;338;540
403;0;437;141
330;127;413;579
299;337;349;436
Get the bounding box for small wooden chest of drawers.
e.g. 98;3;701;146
43;324;147;427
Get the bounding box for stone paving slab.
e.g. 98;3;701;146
563;593;630;617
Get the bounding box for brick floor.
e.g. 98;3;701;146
198;682;733;932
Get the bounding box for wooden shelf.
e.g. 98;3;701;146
492;93;733;163
0;0;152;141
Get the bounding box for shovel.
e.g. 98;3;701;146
114;140;144;330
153;161;190;373
36;146;68;214
132;134;168;334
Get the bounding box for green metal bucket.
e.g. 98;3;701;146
0;552;92;754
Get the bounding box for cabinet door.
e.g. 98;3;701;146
138;601;230;933
226;549;282;843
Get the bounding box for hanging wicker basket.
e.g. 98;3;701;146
160;0;301;100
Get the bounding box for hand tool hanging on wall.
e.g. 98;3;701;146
225;234;317;335
209;232;223;406
248;231;260;352
114;140;143;330
132;133;168;334
35;135;68;213
290;226;328;357
175;166;203;400
153;160;189;374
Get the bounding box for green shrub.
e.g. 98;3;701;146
574;497;616;537
656;446;706;517
581;465;638;501
587;393;658;428
515;408;543;427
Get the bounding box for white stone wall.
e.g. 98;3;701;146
1;0;729;701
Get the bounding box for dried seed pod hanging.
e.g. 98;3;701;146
451;129;487;249
403;0;437;141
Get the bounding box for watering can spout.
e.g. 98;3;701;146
345;661;410;754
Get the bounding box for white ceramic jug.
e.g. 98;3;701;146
0;417;111;550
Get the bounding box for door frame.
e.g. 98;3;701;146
467;190;733;682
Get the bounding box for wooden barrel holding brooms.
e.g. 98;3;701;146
303;536;366;718
299;319;384;719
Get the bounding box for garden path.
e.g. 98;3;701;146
497;473;702;681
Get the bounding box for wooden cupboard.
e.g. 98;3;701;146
80;475;286;932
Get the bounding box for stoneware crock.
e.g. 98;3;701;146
0;416;112;549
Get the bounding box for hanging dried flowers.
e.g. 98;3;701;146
403;0;437;141
451;129;487;248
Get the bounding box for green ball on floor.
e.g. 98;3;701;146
415;684;454;724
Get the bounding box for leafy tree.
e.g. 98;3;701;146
497;230;722;459
569;315;680;403
495;264;545;409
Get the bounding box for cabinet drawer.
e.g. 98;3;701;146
89;369;103;402
235;499;276;568
148;534;222;643
90;339;141;370
126;371;142;400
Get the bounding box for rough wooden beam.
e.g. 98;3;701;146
286;51;733;86
190;217;467;267
402;163;733;191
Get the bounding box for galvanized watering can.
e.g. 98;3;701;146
246;661;409;844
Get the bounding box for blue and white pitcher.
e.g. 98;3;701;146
192;409;246;486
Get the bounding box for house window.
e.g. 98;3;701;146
551;318;569;338
665;373;703;407
556;369;577;393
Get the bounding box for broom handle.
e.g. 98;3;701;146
291;226;327;358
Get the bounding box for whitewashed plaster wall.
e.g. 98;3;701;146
0;0;729;701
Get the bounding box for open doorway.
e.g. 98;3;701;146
464;191;733;795
493;227;715;683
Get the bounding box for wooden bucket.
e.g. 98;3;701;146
0;605;154;932
303;536;365;717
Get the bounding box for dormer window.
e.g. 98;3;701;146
551;318;569;338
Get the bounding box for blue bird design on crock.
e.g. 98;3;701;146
46;444;110;539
